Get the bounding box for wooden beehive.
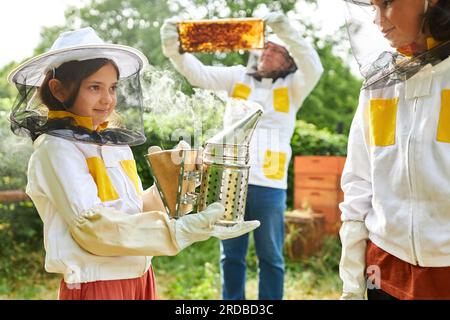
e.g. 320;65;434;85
294;156;346;235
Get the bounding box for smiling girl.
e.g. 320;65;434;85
7;27;259;300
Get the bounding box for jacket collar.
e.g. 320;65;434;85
47;110;108;131
397;37;443;57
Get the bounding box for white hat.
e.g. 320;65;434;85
8;27;148;86
267;34;287;49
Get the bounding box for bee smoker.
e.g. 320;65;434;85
147;106;263;225
197;107;262;225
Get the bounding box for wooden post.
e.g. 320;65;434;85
0;190;30;202
284;210;325;261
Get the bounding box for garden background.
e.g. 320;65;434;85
0;0;361;299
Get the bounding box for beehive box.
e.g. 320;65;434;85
294;156;346;235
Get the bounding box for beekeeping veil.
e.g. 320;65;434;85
7;27;148;146
344;0;450;90
247;34;297;79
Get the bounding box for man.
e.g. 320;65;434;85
160;12;323;300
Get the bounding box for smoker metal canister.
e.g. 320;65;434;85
198;143;250;226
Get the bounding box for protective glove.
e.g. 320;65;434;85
263;11;290;35
71;202;260;257
174;202;260;250
148;145;163;154
339;220;369;300
175;140;190;150
160;18;181;58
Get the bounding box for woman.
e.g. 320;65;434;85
340;0;450;300
340;0;450;299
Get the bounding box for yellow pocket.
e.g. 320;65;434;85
86;157;119;202
437;90;450;143
369;98;398;146
120;159;142;195
262;150;286;180
231;83;251;100
273;87;290;113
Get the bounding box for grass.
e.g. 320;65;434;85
153;233;341;300
0;275;60;300
0;235;342;300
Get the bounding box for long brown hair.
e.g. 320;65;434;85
39;58;120;110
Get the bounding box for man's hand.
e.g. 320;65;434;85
160;18;181;58
263;12;289;34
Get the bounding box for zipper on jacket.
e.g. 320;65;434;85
405;97;419;265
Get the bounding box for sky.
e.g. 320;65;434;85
0;0;87;68
0;0;352;69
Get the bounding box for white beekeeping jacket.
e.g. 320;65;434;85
26;112;180;284
340;55;450;267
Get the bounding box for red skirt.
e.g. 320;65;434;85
58;266;157;300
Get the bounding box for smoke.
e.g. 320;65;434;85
0;113;33;190
0;66;258;190
140;66;226;148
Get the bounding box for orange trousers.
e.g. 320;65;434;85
58;266;156;300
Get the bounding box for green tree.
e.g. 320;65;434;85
299;30;362;135
0;62;18;104
0;62;33;191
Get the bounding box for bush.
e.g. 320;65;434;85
0;100;34;191
286;120;348;209
291;120;348;157
0;201;47;295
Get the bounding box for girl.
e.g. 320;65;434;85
340;0;450;299
7;27;259;300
